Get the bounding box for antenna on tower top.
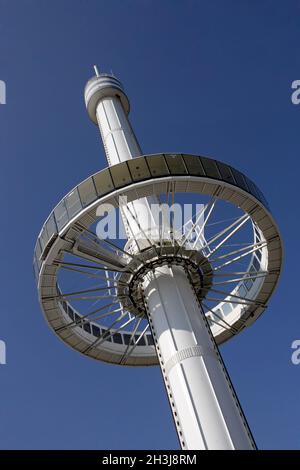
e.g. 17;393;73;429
93;65;100;77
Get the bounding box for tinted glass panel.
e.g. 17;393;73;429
146;155;170;177
45;214;57;239
123;334;132;345
165;154;187;175
112;332;123;344
75;313;82;326
78;178;97;207
253;256;260;271
33;256;39;280
200;157;221;179
67;305;74;320
102;329;111;342
92;324;101;337
146;334;154;346
54;199;69;231
93;169;114;196
83;322;91;334
35;239;42;260
39;227;49;252
135;335;146;346
222;303;232;316
182;155;205;176
230;168;249;192
127;158;151;181
110;162;132;188
237;284;247;298
65;188;82;218
216;161;235;184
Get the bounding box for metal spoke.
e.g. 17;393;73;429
67;246;127;271
201;213;249;252
55;259;130;273
60;294;118;301
55;300;119;332
205;297;255;306
213;244;264;271
60;264;119;282
119;317;143;364
125;324;150;360
176;197;216;254
211;273;268;286
192;197;217;249
209;287;262;306
212;270;268;277
208;242;266;264
206;215;250;257
202;302;238;334
52;285;116;300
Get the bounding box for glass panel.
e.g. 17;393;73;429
93;169;114;196
65;188;82;218
216;161;235;184
109;162;132;188
127;157;151;181
146;334;154;346
245;277;253;290
230;168;249;192
200;157;221;179
244;175;261;200
123;333;131;345
67;305;74;320
146;154;170;177
222;303;232;316
165;154;187;175
237;284;247;298
102;329;111;342
83;322;91;334
54;199;69;231
75;313;82;327
92;324;101;337
78;177;97;207
39;227;49;252
253;256;260;271
112;332;123;344
182;155;205;176
33;255;40;280
256;249;262;261
45;213;57;239
135;335;146;346
35;239;42;261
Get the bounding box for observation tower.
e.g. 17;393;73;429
34;66;283;449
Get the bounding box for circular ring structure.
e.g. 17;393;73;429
34;154;283;366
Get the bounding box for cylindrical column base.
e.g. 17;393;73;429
143;265;256;450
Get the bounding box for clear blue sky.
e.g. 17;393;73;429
0;0;299;449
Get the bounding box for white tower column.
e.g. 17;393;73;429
85;72;157;244
143;265;255;450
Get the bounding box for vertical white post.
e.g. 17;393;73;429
85;73;157;245
143;265;255;450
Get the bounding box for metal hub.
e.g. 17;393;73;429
117;243;213;317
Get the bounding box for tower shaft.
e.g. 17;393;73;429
143;265;255;449
85;72;256;450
